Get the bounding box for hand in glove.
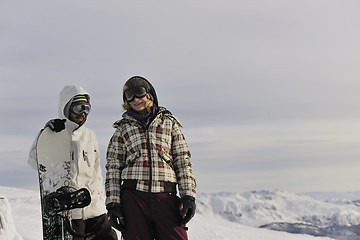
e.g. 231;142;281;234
44;119;66;132
106;202;125;232
179;195;196;225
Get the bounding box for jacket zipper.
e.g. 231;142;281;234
145;128;153;192
130;109;163;192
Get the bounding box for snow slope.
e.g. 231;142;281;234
0;196;22;240
0;186;346;240
0;187;40;239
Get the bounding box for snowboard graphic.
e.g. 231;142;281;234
36;126;91;240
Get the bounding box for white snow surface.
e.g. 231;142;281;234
4;185;359;240
0;196;22;240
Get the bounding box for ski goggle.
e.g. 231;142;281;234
124;86;147;102
71;103;91;115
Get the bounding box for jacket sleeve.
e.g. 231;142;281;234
28;131;41;171
171;120;196;199
105;128;125;205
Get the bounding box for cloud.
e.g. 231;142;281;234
1;0;360;193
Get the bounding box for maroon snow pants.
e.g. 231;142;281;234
120;189;188;240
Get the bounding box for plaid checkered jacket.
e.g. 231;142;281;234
105;107;196;204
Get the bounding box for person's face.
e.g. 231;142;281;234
69;102;91;124
69;111;87;124
129;96;148;113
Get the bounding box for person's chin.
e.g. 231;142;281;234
76;117;86;124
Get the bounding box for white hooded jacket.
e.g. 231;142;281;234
28;85;107;220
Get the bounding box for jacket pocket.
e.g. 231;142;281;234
82;149;97;168
158;151;174;168
125;150;141;166
155;136;172;159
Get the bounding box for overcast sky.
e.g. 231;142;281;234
1;0;360;194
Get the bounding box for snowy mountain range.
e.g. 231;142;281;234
2;186;360;240
197;190;360;239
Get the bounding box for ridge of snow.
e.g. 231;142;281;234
197;190;360;228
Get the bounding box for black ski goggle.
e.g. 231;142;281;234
124;86;147;102
71;103;91;115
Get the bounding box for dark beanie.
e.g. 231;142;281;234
123;76;158;106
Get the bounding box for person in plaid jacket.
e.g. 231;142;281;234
105;76;196;239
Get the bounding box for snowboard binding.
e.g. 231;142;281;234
43;186;91;217
43;186;95;239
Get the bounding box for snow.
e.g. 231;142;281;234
187;212;333;240
0;187;41;240
197;190;360;228
4;185;360;240
0;196;22;240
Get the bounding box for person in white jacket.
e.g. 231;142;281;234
28;85;117;240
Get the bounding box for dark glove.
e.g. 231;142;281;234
179;195;196;225
106;202;125;232
45;119;66;132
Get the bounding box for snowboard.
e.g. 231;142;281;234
36;126;72;240
36;125;92;240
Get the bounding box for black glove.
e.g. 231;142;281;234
179;195;196;225
45;119;66;132
106;202;125;232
